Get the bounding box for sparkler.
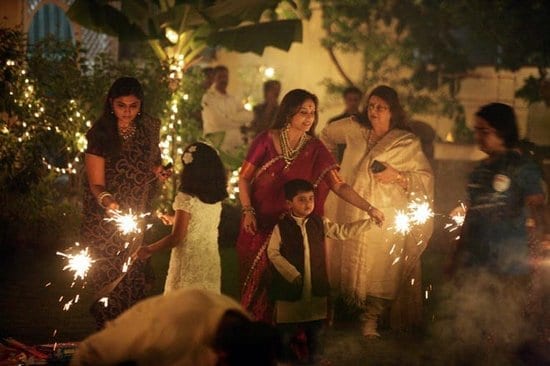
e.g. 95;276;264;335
407;200;433;226
444;202;466;239
56;246;95;281
391;198;434;235
394;210;411;234
98;297;109;308
104;209;151;235
55;244;96;311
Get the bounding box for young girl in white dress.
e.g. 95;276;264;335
136;142;228;293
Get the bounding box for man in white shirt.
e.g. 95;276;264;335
201;65;253;152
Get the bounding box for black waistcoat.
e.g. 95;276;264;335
269;214;330;302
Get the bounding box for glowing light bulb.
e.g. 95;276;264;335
165;28;179;44
264;67;275;78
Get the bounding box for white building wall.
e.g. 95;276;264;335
212;7;539;141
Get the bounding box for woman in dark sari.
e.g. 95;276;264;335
237;89;384;322
82;77;169;328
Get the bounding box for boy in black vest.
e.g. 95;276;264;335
267;179;372;365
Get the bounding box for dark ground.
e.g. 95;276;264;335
1;225;548;365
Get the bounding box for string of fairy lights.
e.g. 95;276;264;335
3;58;278;187
3;60;91;175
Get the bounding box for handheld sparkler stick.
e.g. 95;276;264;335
144;162;173;185
94;210;156;301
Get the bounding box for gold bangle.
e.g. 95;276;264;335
242;206;256;215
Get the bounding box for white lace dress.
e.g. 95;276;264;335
164;192;222;294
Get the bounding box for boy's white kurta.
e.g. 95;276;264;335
70;289;248;366
268;215;371;323
320;117;434;326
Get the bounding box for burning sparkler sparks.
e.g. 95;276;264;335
98;297;109;308
407;201;433;225
104;209;151;235
56;246;94;281
444;202;466;239
391;198;434;235
54;244;97;311
394;210;411;234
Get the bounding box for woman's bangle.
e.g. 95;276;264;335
242;205;256;215
97;191;113;209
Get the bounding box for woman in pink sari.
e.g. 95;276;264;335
237;89;384;322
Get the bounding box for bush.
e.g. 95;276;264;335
0;28;206;251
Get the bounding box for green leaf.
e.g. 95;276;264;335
67;0;149;40
200;0;280;28
207;19;302;55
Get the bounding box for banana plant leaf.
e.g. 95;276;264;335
67;0;149;41
206;19;302;54
67;0;303;55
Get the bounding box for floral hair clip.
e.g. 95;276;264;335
182;145;197;165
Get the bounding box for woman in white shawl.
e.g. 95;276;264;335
320;85;434;337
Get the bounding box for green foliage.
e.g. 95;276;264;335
515;76;544;104
454;0;550;73
0;28;26;114
0;175;82;251
451;105;474;144
318;0;462;121
318;0;550;129
67;0;304;66
0;28;205;249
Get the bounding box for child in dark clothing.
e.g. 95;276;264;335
267;179;372;364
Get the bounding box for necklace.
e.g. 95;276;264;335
280;126;310;168
118;123;136;141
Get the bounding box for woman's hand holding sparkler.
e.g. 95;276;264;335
105;203;120;217
367;205;385;227
449;204;467;220
153;163;173;183
97;192;120;216
158;212;175;226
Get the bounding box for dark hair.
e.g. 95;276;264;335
86;77;145;156
179;142;228;204
212;310;281;366
284;179;314;201
343;86;362;97
362;85;408;130
271;89;318;135
263;80;281;95
475;103;519;148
